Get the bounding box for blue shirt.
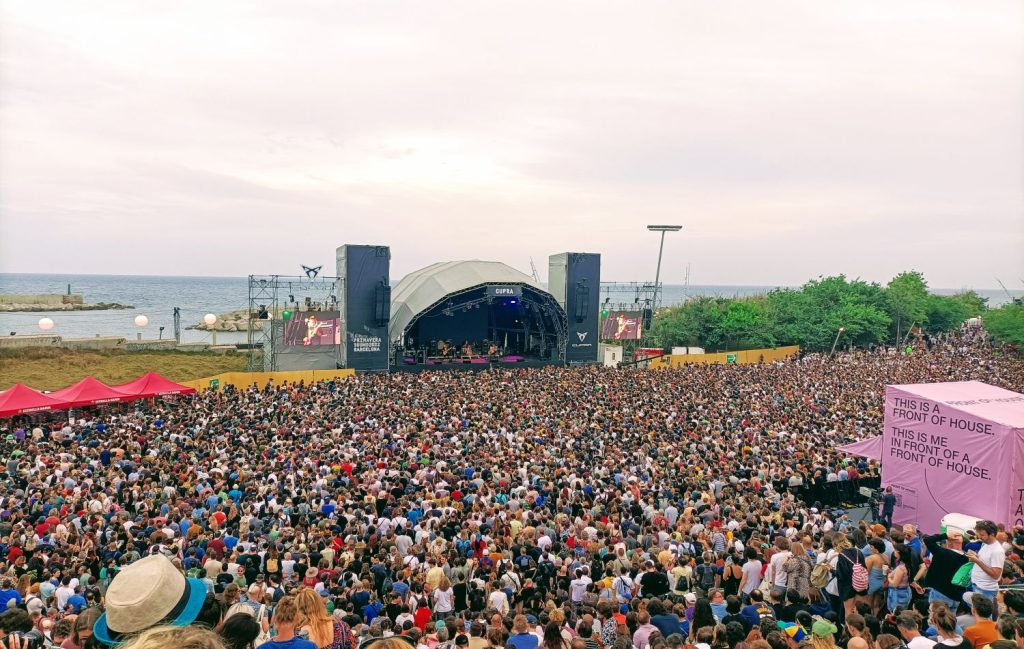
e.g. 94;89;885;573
0;589;22;610
67;594;87;612
508;633;539;649
256;638;317;649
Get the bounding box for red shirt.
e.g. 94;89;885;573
208;538;226;559
414;607;432;632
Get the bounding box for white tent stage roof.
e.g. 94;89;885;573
388;260;549;343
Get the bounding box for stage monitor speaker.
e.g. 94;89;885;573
549;252;600;364
336;245;390;372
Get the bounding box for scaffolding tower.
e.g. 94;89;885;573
246;274;342;371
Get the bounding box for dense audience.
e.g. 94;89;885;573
0;329;1022;649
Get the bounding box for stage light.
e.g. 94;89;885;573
510;299;517;304
282;310;293;320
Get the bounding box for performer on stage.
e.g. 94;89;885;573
302;315;328;345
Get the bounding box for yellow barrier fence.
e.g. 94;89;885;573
179;369;356;391
649;345;800;368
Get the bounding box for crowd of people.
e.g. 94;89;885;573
0;330;1021;649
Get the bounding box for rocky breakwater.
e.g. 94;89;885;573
0;294;132;312
187;310;265;332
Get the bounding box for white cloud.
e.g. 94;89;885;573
1;0;1021;287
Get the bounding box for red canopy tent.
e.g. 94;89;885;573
0;384;68;418
112;371;196;398
48;376;133;408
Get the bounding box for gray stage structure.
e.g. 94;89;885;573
246;274;342;371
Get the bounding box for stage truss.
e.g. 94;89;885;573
598;281;659;358
246;274;342;371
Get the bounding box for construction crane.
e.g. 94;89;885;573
529;257;541;284
996;278;1023;306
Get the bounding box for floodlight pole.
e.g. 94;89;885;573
828;326;845;360
646;225;682;313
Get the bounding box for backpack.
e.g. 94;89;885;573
842;551;868;592
674;573;690;593
809;562;832;589
266;557;279;573
699;564;716;589
329;619;356;649
470;588;486;611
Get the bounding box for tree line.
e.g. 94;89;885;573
652;271;1024;352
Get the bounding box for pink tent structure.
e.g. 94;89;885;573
882;380;1024;531
48;377;133;408
0;384;68;418
837;435;882;461
112;372;196;398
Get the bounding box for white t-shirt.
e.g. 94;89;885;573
770;551;791;587
741;560;762;594
907;635;937;649
570;576;592;602
488;590;509;614
433;587;454;613
972;540;1005;591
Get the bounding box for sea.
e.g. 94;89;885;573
0;273;1020;344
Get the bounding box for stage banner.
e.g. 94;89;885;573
1010;428;1024;529
486;285;522;299
601;311;643;340
336;245;390;372
882;384;1012;532
550;252;600;364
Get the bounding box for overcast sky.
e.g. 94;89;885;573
1;1;1021;287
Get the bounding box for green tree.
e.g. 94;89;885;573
720;299;774;350
886;271;930;340
925;295;972;333
653;297;728;349
767;275;890;351
834;302;892;347
949;290;988;316
985;304;1024;346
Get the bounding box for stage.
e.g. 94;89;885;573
390;357;560;373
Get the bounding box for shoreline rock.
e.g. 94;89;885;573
0;302;133;312
187;309;266;332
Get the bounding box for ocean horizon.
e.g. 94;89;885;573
1;272;1020;344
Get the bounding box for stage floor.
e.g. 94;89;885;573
390;358;559;372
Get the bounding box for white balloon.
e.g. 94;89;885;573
38;317;54;331
203;313;217;326
134;315;149;327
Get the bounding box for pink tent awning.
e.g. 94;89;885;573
837;435;883;461
0;384;68;418
112;371;196;398
48;376;133;408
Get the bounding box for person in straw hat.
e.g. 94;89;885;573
93;555;209;645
